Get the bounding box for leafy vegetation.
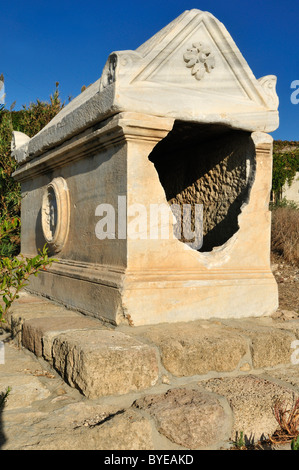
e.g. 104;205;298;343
272;141;299;202
291;436;299;450
0;245;55;323
232;431;246;449
0;387;11;410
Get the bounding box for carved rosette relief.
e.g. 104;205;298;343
183;42;216;80
41;177;70;253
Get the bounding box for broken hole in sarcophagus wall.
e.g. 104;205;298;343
148;121;256;252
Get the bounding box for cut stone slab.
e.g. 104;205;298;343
222;320;297;369
201;375;299;443
134;321;249;376
271;320;299;339
22;315;107;357
249;328;296;369
51;329;160;398
134;387;232;449
6;302;81;345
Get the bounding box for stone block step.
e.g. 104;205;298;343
6;294;160;398
5;293;299;401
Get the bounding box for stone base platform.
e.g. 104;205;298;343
1;291;299;450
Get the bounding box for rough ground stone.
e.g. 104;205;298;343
1;399;154;450
10;410;154;450
0;375;51;410
136;321;248;376
134;387;232;449
272;310;299;322
51;329;160;398
201;375;299;443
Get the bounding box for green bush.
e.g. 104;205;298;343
0;104;20;223
0;83;64;257
0;244;55;323
0;216;20;258
272;141;299;202
291;436;299;450
270;197;299;211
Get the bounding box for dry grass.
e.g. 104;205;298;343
269;398;299;445
271;207;299;266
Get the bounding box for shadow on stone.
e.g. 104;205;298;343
149;122;256;252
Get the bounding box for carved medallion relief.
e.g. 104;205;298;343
41;177;70;253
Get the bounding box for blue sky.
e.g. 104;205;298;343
2;0;299;141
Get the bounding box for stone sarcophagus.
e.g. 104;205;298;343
12;10;279;326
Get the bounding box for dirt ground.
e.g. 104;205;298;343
271;252;299;314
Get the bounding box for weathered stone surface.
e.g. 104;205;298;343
0;375;51;410
271;319;299;339
202;375;299;442
22;315;106;357
242;325;295;369
2;398;154;450
163;131;250;251
134;387;231;449
138;321;248;376
13;410;154;451
250;329;296;369
51;329;160;398
221;318;297;369
1;337;154;450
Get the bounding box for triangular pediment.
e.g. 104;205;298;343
130;10;272;106
100;9;278;128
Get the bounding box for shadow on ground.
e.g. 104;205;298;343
0;388;8;449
